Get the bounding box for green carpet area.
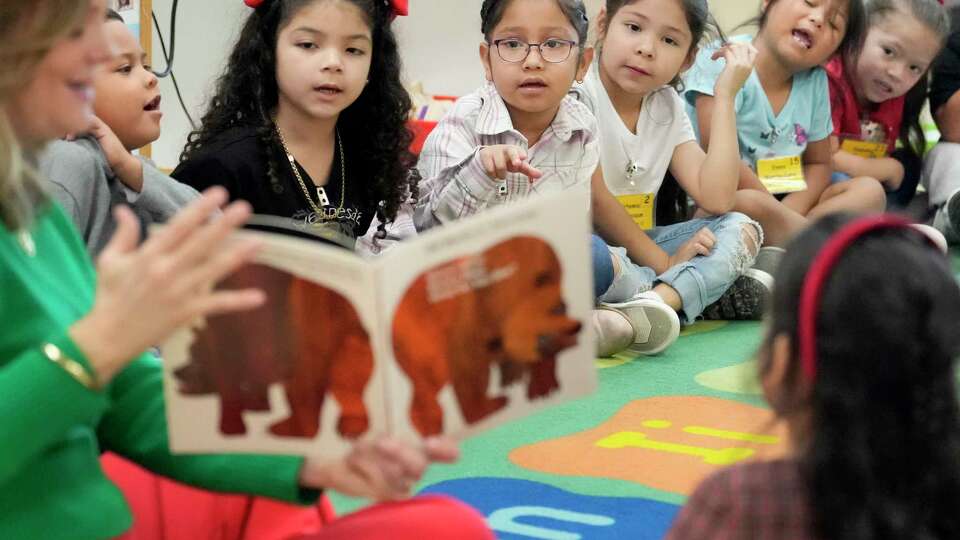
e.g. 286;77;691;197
326;247;960;538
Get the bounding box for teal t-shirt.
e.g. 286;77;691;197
683;35;834;171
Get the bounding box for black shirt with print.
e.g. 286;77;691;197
172;127;376;250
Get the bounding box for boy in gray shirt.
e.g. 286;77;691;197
39;9;197;255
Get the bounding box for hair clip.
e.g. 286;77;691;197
244;0;266;8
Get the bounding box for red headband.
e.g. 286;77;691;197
244;0;409;17
797;215;940;382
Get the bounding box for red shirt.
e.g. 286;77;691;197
825;56;905;153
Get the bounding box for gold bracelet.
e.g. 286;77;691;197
42;343;100;391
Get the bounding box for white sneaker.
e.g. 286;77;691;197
591;309;636;358
597;294;680;356
948;189;960;242
931;189;960;246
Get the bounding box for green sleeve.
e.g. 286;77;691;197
0;332;109;487
97;353;319;505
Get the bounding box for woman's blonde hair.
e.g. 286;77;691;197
0;1;89;230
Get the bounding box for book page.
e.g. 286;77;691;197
379;190;597;443
162;231;386;459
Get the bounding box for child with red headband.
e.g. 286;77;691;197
174;0;417;251
667;213;960;540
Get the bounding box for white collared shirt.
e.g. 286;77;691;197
357;82;599;256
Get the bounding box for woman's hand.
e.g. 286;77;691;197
667;227;716;268
70;187;264;384
712;42;757;101
298;436;460;502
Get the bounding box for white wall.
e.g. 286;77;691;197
151;0;249;168
150;0;759;169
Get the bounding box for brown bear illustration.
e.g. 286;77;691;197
175;263;374;439
392;236;582;436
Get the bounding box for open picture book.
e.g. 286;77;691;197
161;189;597;459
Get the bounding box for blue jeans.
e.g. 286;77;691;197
597;213;760;323
591;234;615;298
831;171;852;183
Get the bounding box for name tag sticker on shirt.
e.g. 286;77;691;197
617;193;655;230
757;156;806;194
840;139;888;159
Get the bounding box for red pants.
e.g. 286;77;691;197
298;496;494;540
102;454;492;540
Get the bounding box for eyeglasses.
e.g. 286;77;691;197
491;38;579;64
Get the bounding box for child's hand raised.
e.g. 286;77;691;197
712;42;758;100
88;116;145;192
479;145;543;181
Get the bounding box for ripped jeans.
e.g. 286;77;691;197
595;212;761;323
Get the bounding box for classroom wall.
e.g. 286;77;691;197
150;0;760;169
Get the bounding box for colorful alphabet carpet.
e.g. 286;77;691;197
326;248;960;539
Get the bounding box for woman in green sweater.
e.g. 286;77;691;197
0;1;491;539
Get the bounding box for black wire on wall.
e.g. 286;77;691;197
151;0;197;130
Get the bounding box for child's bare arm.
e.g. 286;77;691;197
694;94;769;193
783;138;833;216
830;138;904;189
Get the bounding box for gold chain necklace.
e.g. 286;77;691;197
274;122;346;215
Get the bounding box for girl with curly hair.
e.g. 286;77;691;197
0;0;493;537
173;0;416;251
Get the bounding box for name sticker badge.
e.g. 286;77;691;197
617;193;655;230
841;139;888;159
757;155;806;194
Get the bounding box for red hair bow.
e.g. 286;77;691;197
244;0;264;7
389;0;409;17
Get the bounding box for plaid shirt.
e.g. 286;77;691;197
357;82;599;256
666;459;814;540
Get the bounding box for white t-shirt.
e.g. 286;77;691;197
577;62;696;199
